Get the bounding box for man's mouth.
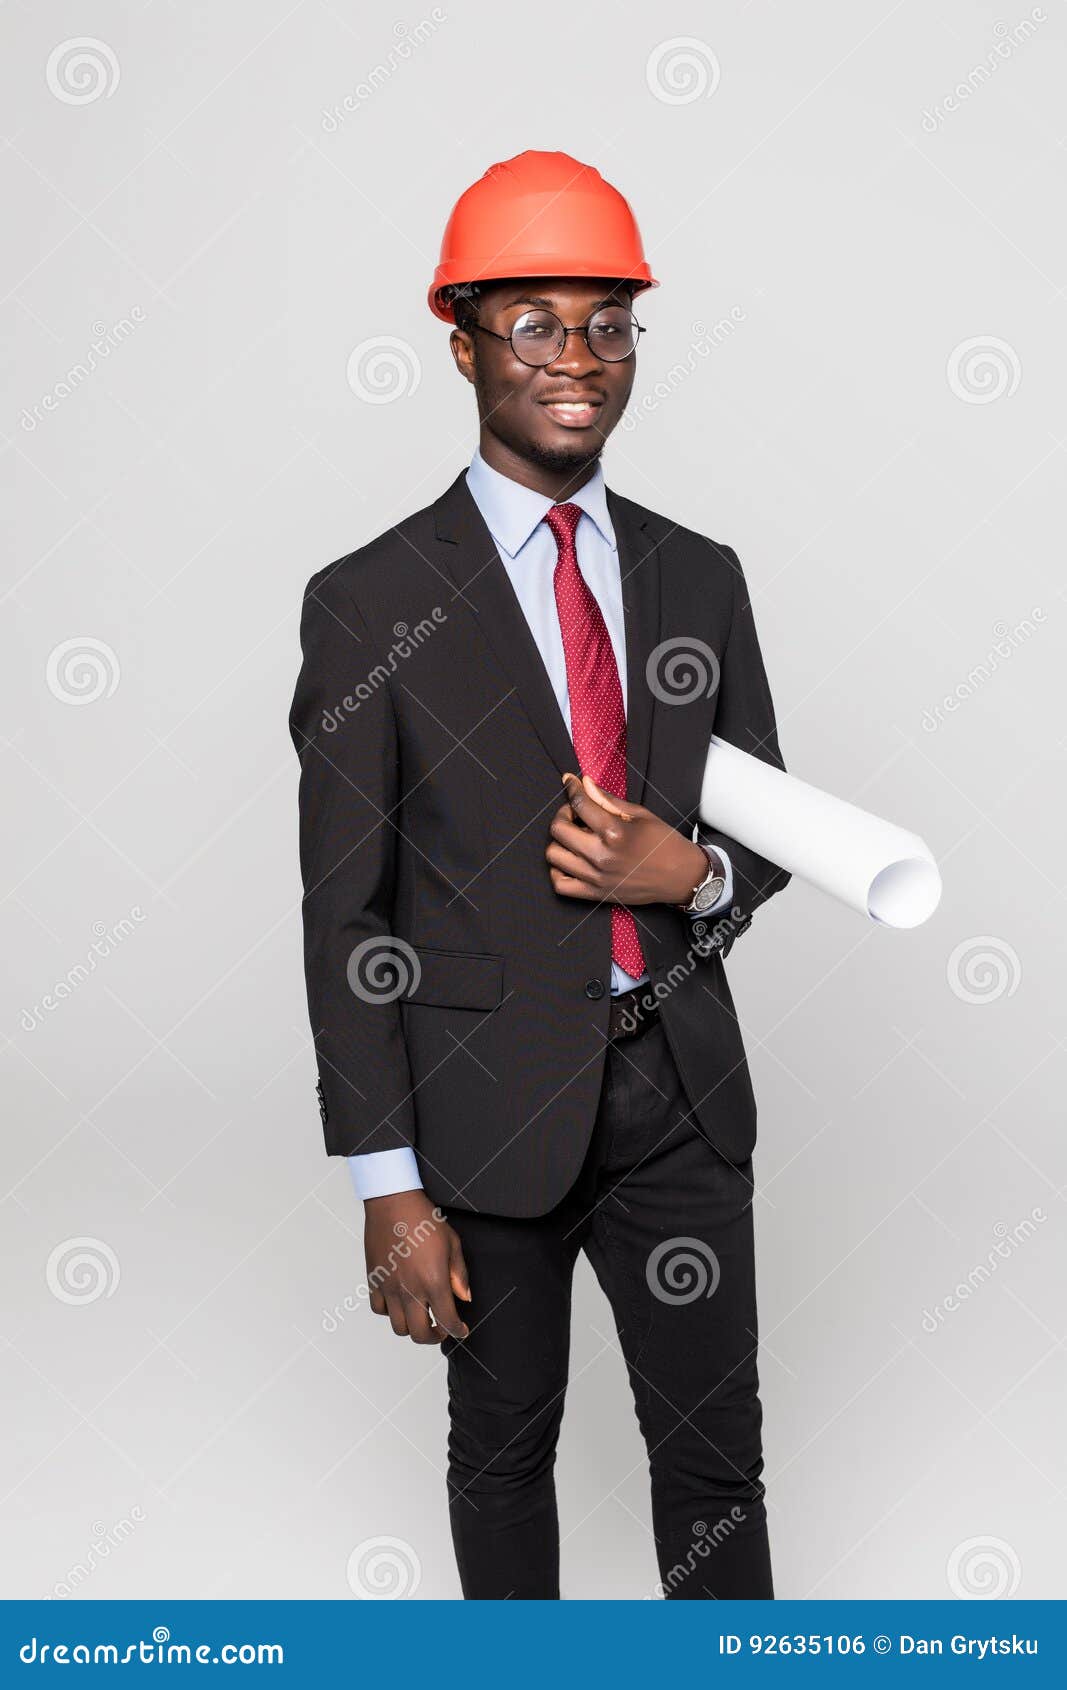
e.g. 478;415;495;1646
539;398;604;430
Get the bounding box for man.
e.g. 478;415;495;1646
290;150;791;1599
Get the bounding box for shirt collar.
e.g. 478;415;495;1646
465;445;616;560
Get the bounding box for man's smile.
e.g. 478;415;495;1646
538;394;605;429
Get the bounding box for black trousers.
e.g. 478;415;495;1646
440;1010;773;1599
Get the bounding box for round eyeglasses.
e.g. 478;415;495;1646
470;306;644;366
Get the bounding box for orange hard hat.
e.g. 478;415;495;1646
428;150;659;323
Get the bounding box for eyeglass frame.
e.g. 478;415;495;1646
466;305;646;366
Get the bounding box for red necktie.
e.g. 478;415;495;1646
544;502;646;980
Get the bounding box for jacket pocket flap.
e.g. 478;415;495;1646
403;946;504;1011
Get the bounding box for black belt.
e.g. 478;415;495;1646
607;981;661;1042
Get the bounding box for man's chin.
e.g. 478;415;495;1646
525;433;604;475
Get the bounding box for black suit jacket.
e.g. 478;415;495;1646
290;469;790;1217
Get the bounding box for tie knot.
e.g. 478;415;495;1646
543;501;583;553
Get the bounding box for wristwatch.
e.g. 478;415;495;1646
677;842;727;914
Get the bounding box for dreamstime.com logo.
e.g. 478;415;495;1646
946;936;1021;1004
646;37;721;105
19;309;147;432
320;611;447;731
946;1535;1022;1599
322;1208;448;1331
920;1209;1046;1334
47;1508;146;1599
646;636;721;706
45;1238;120;1306
346;935;421;1004
346;337;421;403
650;1509;748;1597
646;1237;721;1304
611;911;740;1041
607;917;732;1039
346;1536;422;1598
920;11;1046;132
20;908;147;1031
19;1626;283;1666
946;335;1021;404
46;637;121;705
920;610;1045;732
46;37;120;104
320;11;447;131
621;311;747;432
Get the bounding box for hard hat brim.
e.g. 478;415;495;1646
429;264;658;325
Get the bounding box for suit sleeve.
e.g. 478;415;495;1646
696;545;791;958
290;566;417;1157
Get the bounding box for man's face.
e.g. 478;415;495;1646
451;277;638;475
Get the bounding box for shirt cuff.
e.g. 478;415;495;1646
346;1147;423;1200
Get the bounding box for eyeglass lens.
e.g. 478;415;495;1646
509;307;638;365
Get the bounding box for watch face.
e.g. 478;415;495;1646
693;876;726;911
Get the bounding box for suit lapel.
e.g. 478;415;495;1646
433;471;577;778
433;470;662;804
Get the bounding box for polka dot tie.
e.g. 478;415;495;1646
544;501;646;980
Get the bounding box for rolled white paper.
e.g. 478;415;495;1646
699;736;942;929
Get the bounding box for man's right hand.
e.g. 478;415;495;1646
364;1190;471;1344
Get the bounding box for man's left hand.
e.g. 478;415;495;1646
546;772;708;908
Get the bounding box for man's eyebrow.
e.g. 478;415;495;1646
504;294;557;310
503;291;630;312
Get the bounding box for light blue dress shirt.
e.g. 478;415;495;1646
347;449;732;1200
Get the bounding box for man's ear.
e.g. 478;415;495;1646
449;328;476;384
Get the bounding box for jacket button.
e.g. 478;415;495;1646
584;978;605;999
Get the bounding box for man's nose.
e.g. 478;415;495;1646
544;328;602;376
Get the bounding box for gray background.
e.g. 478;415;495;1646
3;0;1064;1601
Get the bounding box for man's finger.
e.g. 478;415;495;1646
385;1292;410;1337
582;773;634;820
399;1284;438;1346
449;1236;471;1303
546;839;602;885
560;772;630;837
561;774;592;823
550;814;610;862
550;872;603;902
426;1279;469;1342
